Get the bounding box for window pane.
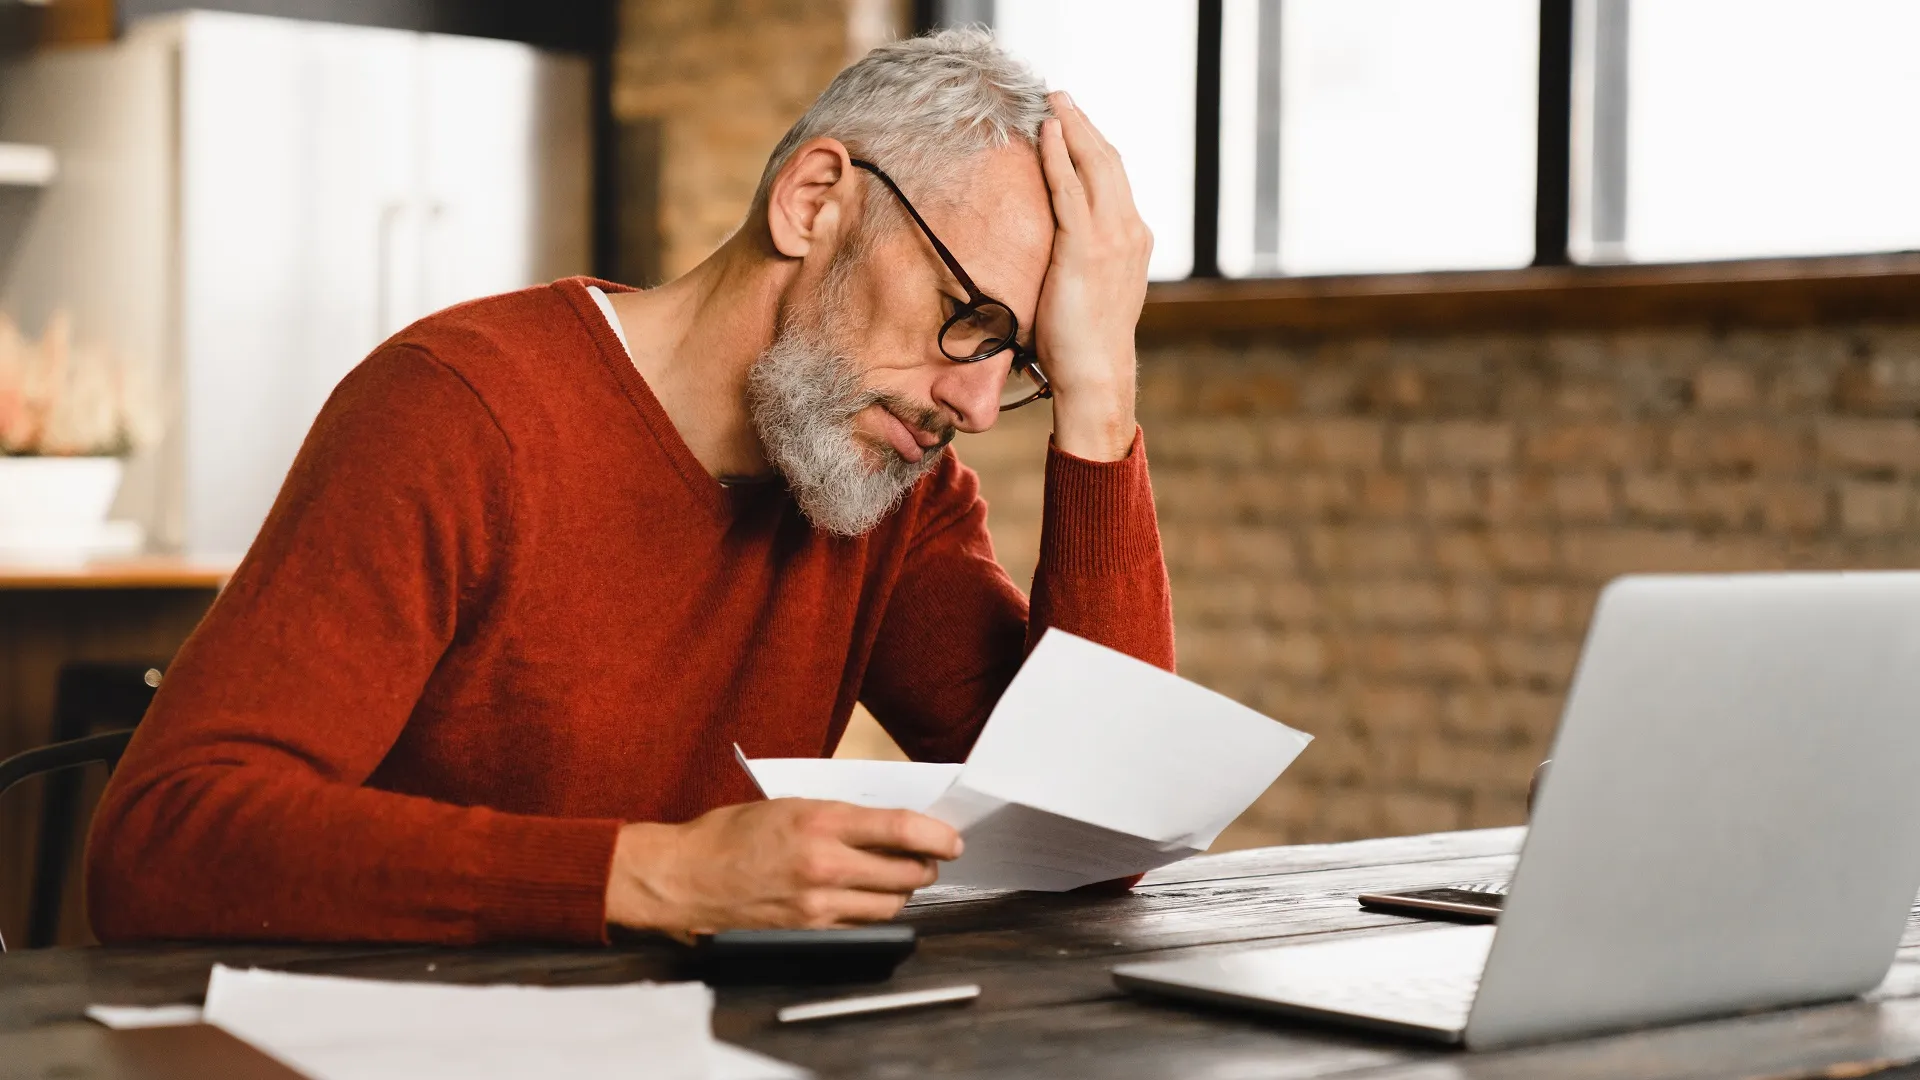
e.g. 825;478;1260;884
1220;0;1538;277
994;1;1197;280
1618;0;1920;263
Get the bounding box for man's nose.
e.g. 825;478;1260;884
931;351;1009;434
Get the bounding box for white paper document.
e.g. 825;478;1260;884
84;1003;208;1028
95;966;808;1080
739;629;1313;891
738;753;961;811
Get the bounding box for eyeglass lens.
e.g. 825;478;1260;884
938;302;1044;410
999;363;1047;410
939;301;1017;362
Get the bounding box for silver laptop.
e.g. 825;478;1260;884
1115;572;1920;1049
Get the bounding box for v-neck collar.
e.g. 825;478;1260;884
553;276;783;525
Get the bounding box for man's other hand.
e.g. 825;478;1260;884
1035;89;1152;462
603;799;963;935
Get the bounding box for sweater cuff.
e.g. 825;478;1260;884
1039;425;1157;578
475;813;623;945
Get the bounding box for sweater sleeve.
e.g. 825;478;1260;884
860;427;1175;763
86;347;620;946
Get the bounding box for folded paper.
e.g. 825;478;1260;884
740;629;1313;891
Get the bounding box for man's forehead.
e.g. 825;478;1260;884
912;147;1052;316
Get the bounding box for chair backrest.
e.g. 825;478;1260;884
0;728;138;952
0;729;137;801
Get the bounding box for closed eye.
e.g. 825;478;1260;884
944;296;996;329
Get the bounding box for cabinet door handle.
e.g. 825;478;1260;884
375;200;407;340
418;198;447;317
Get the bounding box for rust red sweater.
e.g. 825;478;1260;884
85;278;1174;946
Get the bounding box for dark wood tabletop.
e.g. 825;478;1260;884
5;826;1919;1079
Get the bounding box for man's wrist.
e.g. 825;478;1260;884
1052;395;1136;463
604;821;680;931
1050;385;1137;462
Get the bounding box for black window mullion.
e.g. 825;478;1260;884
921;0;994;32
912;0;941;34
1192;0;1226;279
1533;0;1576;266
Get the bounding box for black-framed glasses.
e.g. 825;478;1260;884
849;157;1051;412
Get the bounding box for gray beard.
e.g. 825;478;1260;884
746;318;946;537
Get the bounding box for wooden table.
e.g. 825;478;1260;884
3;827;1919;1078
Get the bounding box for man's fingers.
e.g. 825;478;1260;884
1048;91;1129;209
1058;89;1121;161
799;889;910;927
832;806;964;861
1039;117;1090;233
829;847;942;894
1049;90;1109;162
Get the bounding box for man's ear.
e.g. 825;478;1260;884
764;138;857;260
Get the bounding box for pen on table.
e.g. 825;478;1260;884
776;984;982;1024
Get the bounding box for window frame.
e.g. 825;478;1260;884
921;0;1915;301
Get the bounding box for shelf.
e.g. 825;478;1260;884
0;556;237;591
1139;252;1920;339
0;143;57;188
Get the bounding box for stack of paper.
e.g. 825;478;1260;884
90;966;805;1080
741;629;1313;891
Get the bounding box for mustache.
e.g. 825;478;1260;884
859;389;957;453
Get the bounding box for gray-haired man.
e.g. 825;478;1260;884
90;29;1175;945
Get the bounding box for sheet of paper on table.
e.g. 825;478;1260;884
738;629;1314;891
90;967;807;1080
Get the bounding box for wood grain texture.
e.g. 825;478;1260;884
1140;252;1920;339
4;828;1919;1078
0;558;234;591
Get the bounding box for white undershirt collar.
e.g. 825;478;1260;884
585;284;632;360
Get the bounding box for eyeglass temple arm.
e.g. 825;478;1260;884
848;158;988;301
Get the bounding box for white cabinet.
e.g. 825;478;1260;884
175;13;590;557
0;11;591;557
178;16;420;558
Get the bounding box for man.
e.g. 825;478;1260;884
87;28;1172;945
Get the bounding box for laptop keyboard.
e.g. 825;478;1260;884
1286;966;1483;1024
1297;894;1502;1026
1247;925;1495;1031
1116;923;1500;1037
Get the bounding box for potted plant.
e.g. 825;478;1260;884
0;310;160;562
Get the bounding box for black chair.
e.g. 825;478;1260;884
0;728;138;952
2;661;162;950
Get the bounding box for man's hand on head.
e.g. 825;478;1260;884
1035;90;1152;462
603;799;963;937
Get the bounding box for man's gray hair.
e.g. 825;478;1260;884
753;27;1052;215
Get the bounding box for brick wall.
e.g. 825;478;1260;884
613;0;900;278
958;323;1920;850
